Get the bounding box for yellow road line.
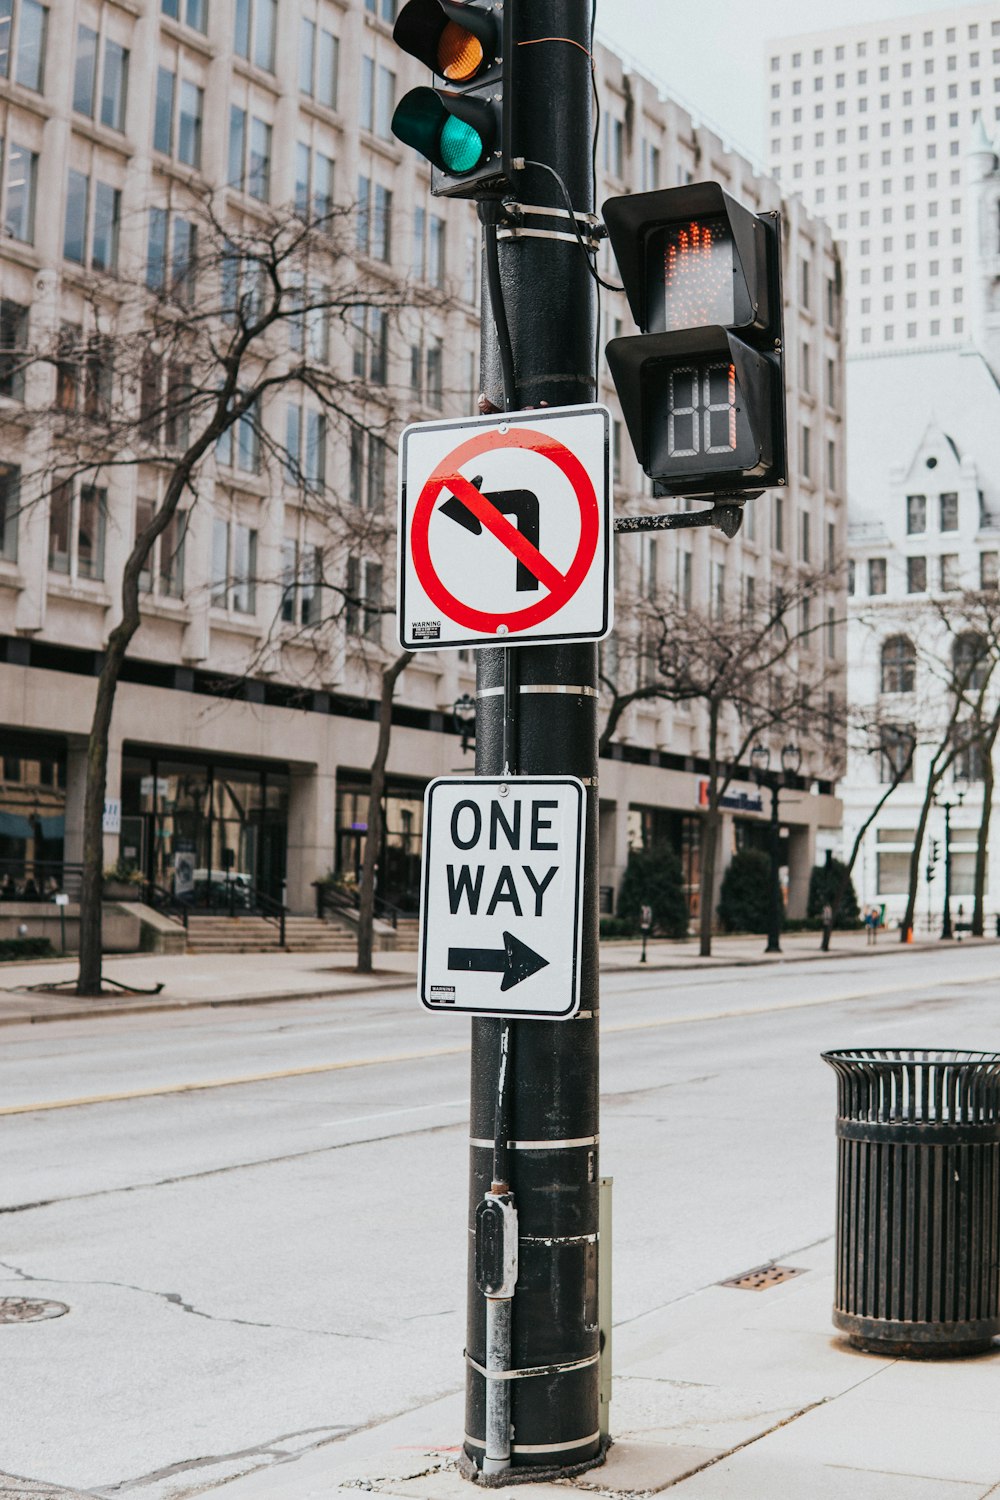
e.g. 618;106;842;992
0;1045;468;1117
6;967;997;1117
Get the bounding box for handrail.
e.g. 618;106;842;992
141;880;189;929
313;881;404;930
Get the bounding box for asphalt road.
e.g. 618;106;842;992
1;945;999;1498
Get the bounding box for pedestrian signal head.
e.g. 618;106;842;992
603;182;787;498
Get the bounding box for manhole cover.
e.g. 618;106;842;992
0;1297;69;1324
719;1264;806;1291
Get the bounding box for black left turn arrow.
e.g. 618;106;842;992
448;932;549;992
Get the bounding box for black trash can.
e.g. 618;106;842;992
822;1049;1000;1357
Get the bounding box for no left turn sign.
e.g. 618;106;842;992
398;405;612;651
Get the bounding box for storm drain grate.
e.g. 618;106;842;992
0;1297;69;1324
719;1264;806;1291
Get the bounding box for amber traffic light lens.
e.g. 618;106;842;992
437;20;484;80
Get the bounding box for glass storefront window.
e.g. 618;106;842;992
120;749;288;904
0;734;67;894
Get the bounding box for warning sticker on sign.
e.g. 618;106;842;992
398;405;612;652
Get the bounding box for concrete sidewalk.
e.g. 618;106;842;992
207;1236;1000;1499
0;929;991;1027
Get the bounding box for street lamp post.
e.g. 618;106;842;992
751;742;801;955
936;778;967;940
453;694;476;755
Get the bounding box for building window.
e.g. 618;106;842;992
284;402;327;492
349;426;387;510
356;178;391;260
48;482;107;581
136;498;186;598
211;517;257;613
773;495;784;552
299;19;338;109
0;0;46;90
234;0;276;71
294;144;335;222
146;210;197;303
940;553;960;590
906;493;926;533
64;172;121;273
365;0;397;24
281;539;322;625
604;116;624;177
881;635;916;693
981;551;998;589
153;67;175;153
345;555;383;639
0;299;29;401
906;555;927;593
868;556;886;594
228;108;271;201
954;632;988;690
878;730;914;783
847;558;855;595
0;461;20;562
73;28;129;130
178;79;203;168
2;140;38;244
351;304;387;384
426;337;443;410
55;327;113;418
801;508;811;562
375;64;395;139
162;0;207;33
939;491;958;531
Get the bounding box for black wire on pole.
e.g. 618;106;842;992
480;205;517;412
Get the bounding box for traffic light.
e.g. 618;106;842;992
391;0;513;199
931;838;941;863
602;182;786;497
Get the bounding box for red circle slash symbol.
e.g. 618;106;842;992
411;426;600;635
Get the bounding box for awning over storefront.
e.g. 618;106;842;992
0;812;35;839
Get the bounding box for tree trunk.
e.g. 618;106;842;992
697;702;721;958
77;654;121;994
356;651;413;974
820;753;915;950
901;768;939;942
973;745;994;938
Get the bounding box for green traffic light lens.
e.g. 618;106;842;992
439;114;484;173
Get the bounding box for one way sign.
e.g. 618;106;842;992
419;776;585;1019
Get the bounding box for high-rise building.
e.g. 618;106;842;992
0;4;845;944
766;4;1000;353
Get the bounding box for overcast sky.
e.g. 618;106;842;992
597;0;971;160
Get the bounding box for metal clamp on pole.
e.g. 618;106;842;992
475;1189;519;1474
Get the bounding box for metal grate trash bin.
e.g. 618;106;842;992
822;1049;1000;1357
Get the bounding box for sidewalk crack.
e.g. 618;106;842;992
0;1259;385;1344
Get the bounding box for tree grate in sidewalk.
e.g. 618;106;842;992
719;1264;807;1291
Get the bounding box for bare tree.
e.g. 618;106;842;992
600;564;845;956
821;714;916;950
9;193;451;995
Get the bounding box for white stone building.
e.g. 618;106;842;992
766;3;1000;354
0;2;845;935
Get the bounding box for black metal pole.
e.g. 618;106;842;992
942;801;953;940
465;0;601;1478
766;779;782;954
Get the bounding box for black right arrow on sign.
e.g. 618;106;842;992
448;931;549;991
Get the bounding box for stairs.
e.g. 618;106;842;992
393;917;420;952
185;914;357;954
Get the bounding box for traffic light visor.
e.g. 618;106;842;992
392;88;492;174
393;0;495;81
